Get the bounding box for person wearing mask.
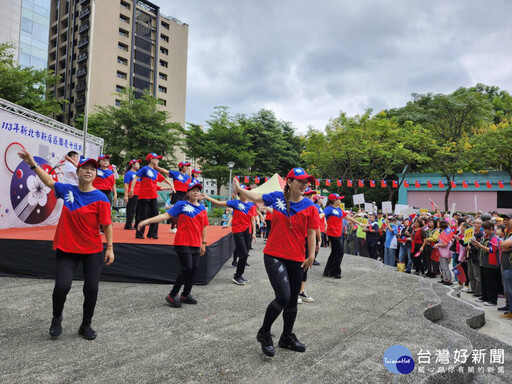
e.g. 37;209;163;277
18;149;114;340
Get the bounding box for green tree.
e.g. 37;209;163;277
239;109;303;177
75;87;182;168
389;87;495;210
0;42;63;116
183;107;254;195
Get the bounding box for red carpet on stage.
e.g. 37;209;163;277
0;223;234;285
0;222;230;245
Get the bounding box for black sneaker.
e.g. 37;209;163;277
498;306;508;311
232;275;246;285
230;261;237;268
278;333;306;352
78;325;97;340
256;329;275;357
313;260;321;266
165;294;182;308
245;262;251;267
473;293;482;297
49;316;62;337
333;274;342;279
179;294;198;304
241;276;248;283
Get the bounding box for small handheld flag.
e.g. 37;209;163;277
452;263;467;284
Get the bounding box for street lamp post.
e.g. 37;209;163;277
228;162;235;199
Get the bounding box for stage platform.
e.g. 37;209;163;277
0;223;234;285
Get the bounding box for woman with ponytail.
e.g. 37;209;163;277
233;168;319;357
323;194;360;278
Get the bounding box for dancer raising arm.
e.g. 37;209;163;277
18;149;114;340
202;185;257;285
233;168;319;357
138;180;208;308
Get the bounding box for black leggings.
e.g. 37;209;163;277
324;236;343;276
125;195;138;228
233;229;251;277
52;249;103;326
135;198;159;237
170;247;200;296
261;254;303;334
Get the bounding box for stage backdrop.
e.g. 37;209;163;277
0;101;103;229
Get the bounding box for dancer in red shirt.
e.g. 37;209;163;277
123;159;141;230
138;180;208;307
18;149;114;340
233;168;319;357
92;155;117;205
202;185;257;285
129;153;173;239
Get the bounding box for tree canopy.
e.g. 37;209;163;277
0;42;63;116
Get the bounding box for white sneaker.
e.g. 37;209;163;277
461;287;471;292
484;301;497;306
297;297;303;304
299;292;314;302
171;228;177;233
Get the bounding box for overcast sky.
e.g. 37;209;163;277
161;0;512;133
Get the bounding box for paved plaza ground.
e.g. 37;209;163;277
1;240;512;383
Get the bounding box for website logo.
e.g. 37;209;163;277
383;345;415;374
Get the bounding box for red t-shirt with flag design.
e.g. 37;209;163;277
169;170;191;192
324;206;348;237
124;170;140;195
92;168;115;191
227;200;255;233
137;166;165;199
53;183;112;254
316;204;326;233
262;191;319;262
167;201;209;247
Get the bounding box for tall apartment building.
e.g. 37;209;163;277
48;0;188;133
0;0;51;70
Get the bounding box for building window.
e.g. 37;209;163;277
497;192;512;209
118;42;128;51
119;28;129;37
159;98;167;106
120;0;130;9
120;15;129;23
115;99;122;106
159;60;168;68
160;34;169;43
158;86;167;93
117;56;128;65
160;47;168;55
116;71;127;79
161;21;169;30
116;85;125;92
159;72;167;80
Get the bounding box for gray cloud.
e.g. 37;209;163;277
162;0;512;132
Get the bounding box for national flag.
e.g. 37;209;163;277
381;180;387;188
439;180;445;188
264;177;268;182
475;180;480;188
451;181;457;188
404;180;409;188
499;180;504;188
392;180;398;188
254;176;260;184
452;263;467;284
415;180;421;188
337;179;342;187
315;179;320;187
235;176;240;181
325;179;331;186
439;227;454;244
347;179;353;187
427;180;433;188
358;180;364;188
487;181;492;189
244;176;250;183
462;181;468;188
429;199;436;210
370;180;376;188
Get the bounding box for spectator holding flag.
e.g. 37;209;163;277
472;221;501;306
